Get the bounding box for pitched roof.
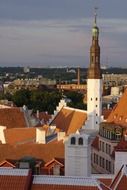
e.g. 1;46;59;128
110;165;127;190
0;108;27;128
0;168;32;190
51;107;87;135
107;89;127;127
32;175;101;190
0;140;64;163
4;128;36;145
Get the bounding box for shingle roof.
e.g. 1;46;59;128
0;108;27;128
51;107;87;135
107;89;127;127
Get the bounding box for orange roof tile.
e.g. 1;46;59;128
107;89;127;127
0;168;32;190
102;109;112;120
0;108;27;128
0;141;64;163
51;107;87;135
4;128;36;145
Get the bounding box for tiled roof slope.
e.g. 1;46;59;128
107;89;127;127
4;128;36;145
32;175;101;190
0;141;64;163
110;165;127;190
0;168;32;190
51;107;87;135
0;108;27;128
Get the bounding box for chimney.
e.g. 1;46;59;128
77;67;80;85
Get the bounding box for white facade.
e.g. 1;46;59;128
115;151;127;175
65;134;91;177
87;79;102;130
36;128;45;144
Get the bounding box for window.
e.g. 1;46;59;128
96;98;98;101
78;137;83;145
71;137;76;145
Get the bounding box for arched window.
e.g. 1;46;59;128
71;137;76;145
78;137;83;145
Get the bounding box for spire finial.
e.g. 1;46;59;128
94;7;98;26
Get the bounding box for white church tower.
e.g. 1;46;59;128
87;9;102;130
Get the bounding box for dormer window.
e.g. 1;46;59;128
71;137;76;145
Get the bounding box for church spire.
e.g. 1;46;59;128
87;8;101;79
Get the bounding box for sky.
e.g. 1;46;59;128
0;0;127;68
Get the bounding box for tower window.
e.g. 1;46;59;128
96;105;98;107
91;98;93;101
78;137;83;145
71;137;76;145
96;98;98;101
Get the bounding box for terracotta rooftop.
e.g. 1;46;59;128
0;168;32;190
0;108;27;128
107;89;127;127
34;112;51;124
110;165;127;190
4;128;37;145
0;140;64;163
91;136;99;150
114;139;127;152
51;107;87;135
102;109;112;120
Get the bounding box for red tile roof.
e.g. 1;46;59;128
0;140;64;163
114;139;127;152
107;89;127;127
4;128;36;145
51;107;87;135
0;108;27;128
102;109;112;120
31;184;100;190
0;168;32;190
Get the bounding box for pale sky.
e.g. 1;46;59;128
0;0;127;67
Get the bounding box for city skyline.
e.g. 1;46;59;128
0;0;127;67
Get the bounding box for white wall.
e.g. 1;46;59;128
65;134;91;177
115;151;127;174
0;126;6;144
87;79;102;130
36;128;45;144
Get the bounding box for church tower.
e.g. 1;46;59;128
87;9;102;130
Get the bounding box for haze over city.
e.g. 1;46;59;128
0;0;127;67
